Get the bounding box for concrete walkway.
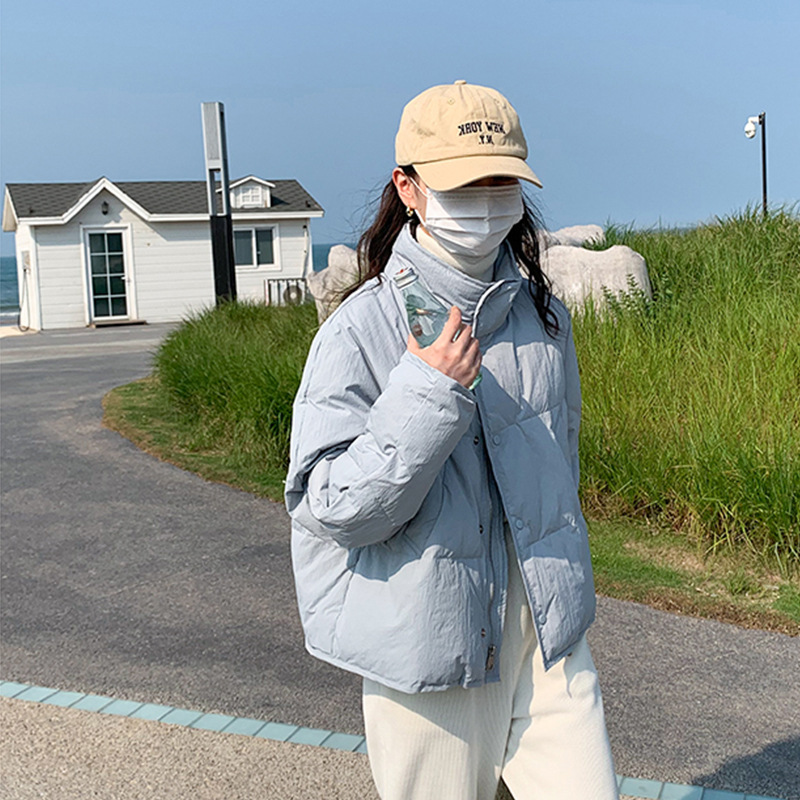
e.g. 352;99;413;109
1;325;798;800
1;696;378;800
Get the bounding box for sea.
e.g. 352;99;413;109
0;244;342;324
0;256;19;324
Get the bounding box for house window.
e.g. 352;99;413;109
234;230;253;265
233;228;275;267
237;185;263;207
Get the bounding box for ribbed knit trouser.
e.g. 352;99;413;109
362;534;619;800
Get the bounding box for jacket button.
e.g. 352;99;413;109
473;435;480;445
515;518;524;529
492;435;501;445
479;525;484;534
480;628;486;637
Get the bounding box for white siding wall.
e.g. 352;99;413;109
132;220;215;323
34;190;215;328
235;219;308;303
35;223;91;329
14;224;40;329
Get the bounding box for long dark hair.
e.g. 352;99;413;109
348;167;559;337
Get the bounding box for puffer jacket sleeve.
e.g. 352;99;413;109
285;314;477;549
563;311;582;490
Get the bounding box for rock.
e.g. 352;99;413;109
306;245;361;323
553;224;605;247
541;244;652;308
539;224;605;251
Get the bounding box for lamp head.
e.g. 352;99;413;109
744;116;759;139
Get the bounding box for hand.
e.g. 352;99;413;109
407;307;482;389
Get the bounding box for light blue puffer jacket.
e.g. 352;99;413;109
285;225;596;694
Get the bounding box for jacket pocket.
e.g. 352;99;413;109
393;472;445;558
331;546;362;652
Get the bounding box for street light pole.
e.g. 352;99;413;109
201;102;237;305
744;112;767;216
759;112;767;216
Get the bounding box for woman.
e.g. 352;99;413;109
285;80;618;800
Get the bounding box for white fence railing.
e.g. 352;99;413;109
264;278;308;307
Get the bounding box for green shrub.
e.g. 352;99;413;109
574;208;800;564
154;300;318;495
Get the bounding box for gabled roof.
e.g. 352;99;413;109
3;177;323;229
227;175;276;190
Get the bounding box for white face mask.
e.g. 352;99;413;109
413;180;524;258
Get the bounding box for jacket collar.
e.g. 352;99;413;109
386;224;522;340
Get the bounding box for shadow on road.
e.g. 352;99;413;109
693;735;800;800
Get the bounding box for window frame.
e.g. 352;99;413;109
232;225;279;270
237;185;263;208
81;225;136;324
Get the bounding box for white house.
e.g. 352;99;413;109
2;175;324;330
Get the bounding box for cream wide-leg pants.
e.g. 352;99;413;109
362;531;619;800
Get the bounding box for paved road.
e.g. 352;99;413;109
1;326;798;800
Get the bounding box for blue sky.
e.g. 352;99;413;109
1;0;798;254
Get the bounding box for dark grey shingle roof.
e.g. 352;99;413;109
4;181;99;218
116;181;209;214
5;178;323;218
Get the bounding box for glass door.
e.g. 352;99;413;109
88;232;128;319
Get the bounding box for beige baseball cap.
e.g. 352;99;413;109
395;80;542;191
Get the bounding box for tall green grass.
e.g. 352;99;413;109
574;208;799;565
149;209;798;565
154;300;318;494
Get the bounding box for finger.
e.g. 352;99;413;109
407;333;421;355
452;325;475;354
462;332;480;356
439;306;462;343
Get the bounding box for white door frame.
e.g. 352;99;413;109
80;225;137;324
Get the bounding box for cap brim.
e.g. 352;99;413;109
414;155;542;191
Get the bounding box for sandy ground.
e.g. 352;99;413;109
0;325;35;337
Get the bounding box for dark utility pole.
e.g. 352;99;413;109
201;102;237;304
759;112;767;216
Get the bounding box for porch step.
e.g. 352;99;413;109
90;319;148;329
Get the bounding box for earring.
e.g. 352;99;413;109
406;206;414;218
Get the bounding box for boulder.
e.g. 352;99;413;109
306;244;360;323
541;244;652;308
539;224;605;251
